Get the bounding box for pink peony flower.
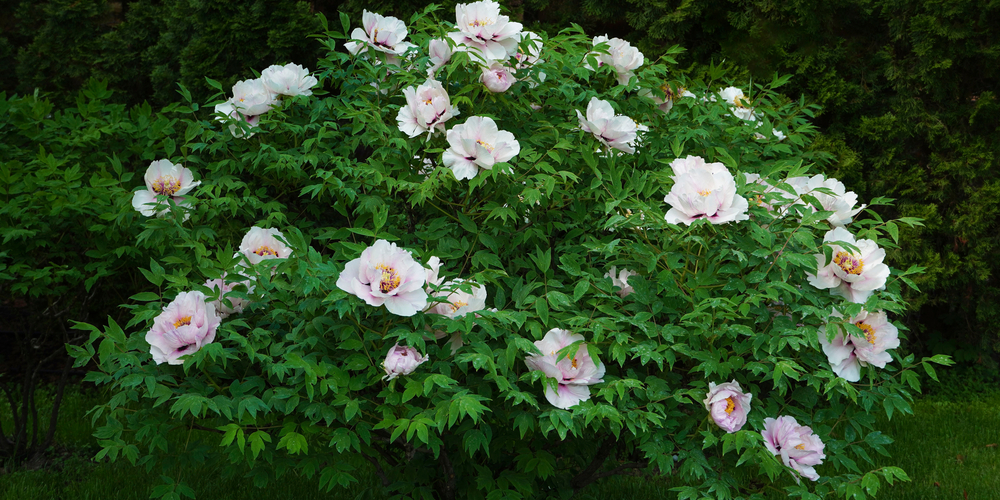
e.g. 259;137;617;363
785;175;866;227
663;156;749;225
344;10;416;65
604;266;636;298
336;239;429;316
260;63;318;97
442;116;520;180
480;61;516;93
588;35;644;86
382;343;429;380
213;102;260;138
239;227;293;266
230;78;277;116
576;97;639;154
807;227;890;303
524;328;605;409
145;291;221;365
819;309;900;382
639;84;692;113
761;415;826;482
131;159;200;218
426;279;488;353
204;275;252;318
702;380;752;433
426;38;453;77
448;0;523;60
396;79;459;138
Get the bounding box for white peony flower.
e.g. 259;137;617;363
588;35;644;86
785;175;866;227
396;79;459;138
449;0;523;60
479;61;516;93
213;102;260;139
663;156;749;225
239;226;293;266
230;78;277;116
344;10;416;65
576;97;639;154
604;266;636;298
442;116;520;180
807;227;890;303
426;38;453;77
819;309;900;382
131;159;200;218
260;63;318;97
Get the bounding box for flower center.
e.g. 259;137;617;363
152;175;182;196
698;189;712;197
173;316;192;328
724;397;735;414
450;300;468;313
571;358;578;369
253;245;278;257
834;251;864;275
795;444;806;450
376;263;401;293
476;139;495;152
856;321;876;344
469;18;493;28
733;95;747;108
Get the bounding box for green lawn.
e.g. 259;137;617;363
3;386;999;499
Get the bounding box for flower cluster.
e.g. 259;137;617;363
762;416;827;482
820;309;900;381
214;63;318;138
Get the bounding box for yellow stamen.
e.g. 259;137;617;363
795;444;806;450
857;321;876;344
173;316;192;328
151;175;182;196
375;263;401;293
254;246;278;257
834;251;864;275
571;358;578;369
724;397;735;414
469;18;493;28
476;139;495;152
698;189;712;197
450;300;468;313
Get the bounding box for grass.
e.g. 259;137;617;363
3;384;999;499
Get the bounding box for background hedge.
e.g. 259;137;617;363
1;0;998;369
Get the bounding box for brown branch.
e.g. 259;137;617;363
361;451;390;487
571;437;616;491
40;357;74;451
438;448;456;500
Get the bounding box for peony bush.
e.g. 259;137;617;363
71;3;950;499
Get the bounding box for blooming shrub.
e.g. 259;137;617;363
69;3;952;499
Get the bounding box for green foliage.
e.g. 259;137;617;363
47;6;951;499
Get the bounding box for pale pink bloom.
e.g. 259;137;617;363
702;380;752;433
480;61;516;93
204;275;251;318
213;102;260;138
131;159;200;217
396;79;459;138
807;227;889;303
449;0;523;60
576;97;639;154
146;291;221;365
382;344;429;380
239;227;293;266
336;239;429;317
819;309;900;382
425;256;444;291
524;328;605;409
588;35;644;86
604;266;636;298
344;10;416;64
663;157;749;225
442;116;520;180
230;78;277;116
744;173;795;212
761;415;826;482
639;84;690;113
514;31;543;68
426;39;453;77
785;175;866;227
426;280;488;353
260;63;318;97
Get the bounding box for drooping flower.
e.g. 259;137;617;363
442;116;520;180
426;38;453;77
213;102;260;138
807;227;890;303
702;380;752;433
260;63;318;97
785;175;866;227
336;239;429;316
239;227;293;266
819;309;900;382
761;416;826;482
524;328;606;409
204;275;251;318
230;78;277;116
382;343;429;380
396;79;459;138
146;291;221;365
480;61;516;93
604;266;636;298
449;0;523;60
344;10;416;64
576;97;639;154
131;159;200;218
663;156;749;225
588;35;644;86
